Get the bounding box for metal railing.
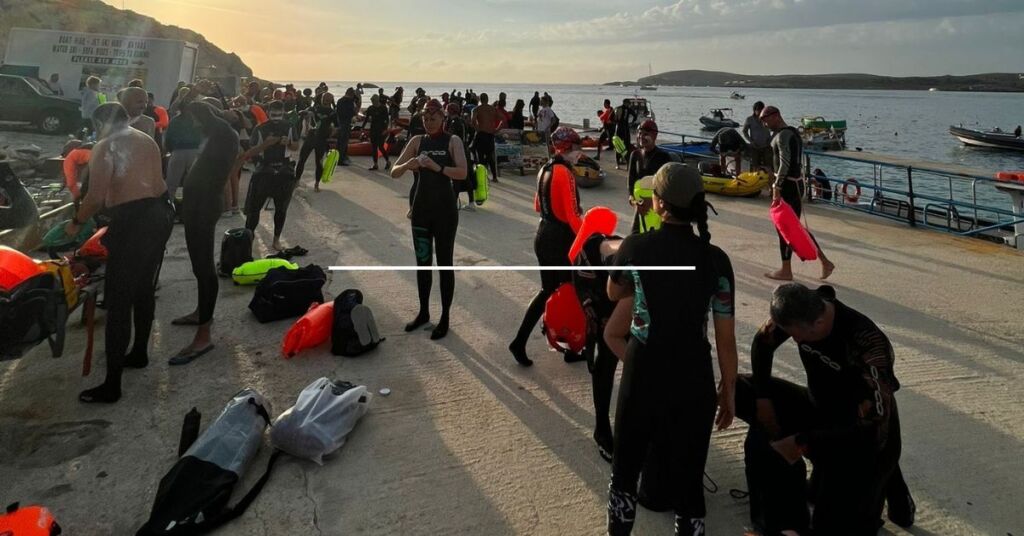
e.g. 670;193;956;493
802;150;1023;244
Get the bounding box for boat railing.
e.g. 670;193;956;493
803;150;1024;245
658;130;714;146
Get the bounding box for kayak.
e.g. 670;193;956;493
702;170;771;197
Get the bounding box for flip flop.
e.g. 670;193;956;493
168;345;215;366
283;246;308;257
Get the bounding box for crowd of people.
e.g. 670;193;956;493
63;76;904;535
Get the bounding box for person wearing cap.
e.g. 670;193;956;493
295;91;337;192
710;127;748;175
361;94;392;171
239;100;301;251
627;120;673;233
604;162;737;536
509;126;586;367
761;105;836;281
390;98;468;341
744;101;773;171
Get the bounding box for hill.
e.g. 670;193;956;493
0;0;255;80
607;69;1024;92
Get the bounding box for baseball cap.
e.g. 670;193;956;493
650;163;703;208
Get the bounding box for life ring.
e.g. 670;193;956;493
842;178;862;203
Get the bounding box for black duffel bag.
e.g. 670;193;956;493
248;264;326;323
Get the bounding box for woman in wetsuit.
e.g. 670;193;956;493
70;103;174;403
295;92;337;192
509;99;526;130
604;163;738;536
508;126;586;366
361;94;391;171
390;99;468;340
169;101;240;365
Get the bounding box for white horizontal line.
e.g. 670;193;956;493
327;266;697;271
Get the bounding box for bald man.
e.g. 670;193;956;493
119;86;156;138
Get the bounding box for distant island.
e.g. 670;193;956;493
607;69;1024;93
0;0;258;82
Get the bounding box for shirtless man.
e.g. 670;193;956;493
69;103;174;403
119;86;157;139
471;93;500;182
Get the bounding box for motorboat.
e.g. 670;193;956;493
949;125;1024;151
640;85;657;91
800;116;847;151
623;97;656;128
699;108;739;130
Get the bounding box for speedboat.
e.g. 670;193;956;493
699;108;739;130
949;125;1024;151
800;117;848;151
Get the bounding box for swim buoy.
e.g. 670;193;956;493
995;170;1024;183
63;147;91;199
320;149;340;184
612;136;626;156
544;283;587;354
41;218;96;252
568;207;617;262
842;178;862;203
0;503;61;536
474;164;489;206
0;246;44;291
282;301;334;358
632;178;662;233
770;198;818;262
232;258;298;286
77;227;109;259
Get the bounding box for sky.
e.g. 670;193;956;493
106;0;1024;84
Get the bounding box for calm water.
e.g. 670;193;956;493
294;81;1024;211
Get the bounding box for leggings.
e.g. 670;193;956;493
589;337;618;443
735;375;902;535
337;124;352;162
608;338;717;534
296;137;327;185
165;148;199;202
778;179;823;262
411;211;459;317
183;211;220;325
244;170;295;238
369;129;387;165
511;221;574;347
101;196;174;387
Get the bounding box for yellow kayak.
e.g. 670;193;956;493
701;170;771;197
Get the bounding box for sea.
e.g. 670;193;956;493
289;81;1024;214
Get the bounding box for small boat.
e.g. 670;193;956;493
928;88;939;92
949;125;1024;151
699;108;739;130
800;116;847;151
701;170;771;197
640;85;657;91
730;92;745;100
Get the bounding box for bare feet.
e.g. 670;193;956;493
272;239;283;252
764;269;794;281
820;260;835;280
314;183;321;193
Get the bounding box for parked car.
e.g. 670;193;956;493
0;74;81;134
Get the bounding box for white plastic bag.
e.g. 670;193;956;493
270;378;370;465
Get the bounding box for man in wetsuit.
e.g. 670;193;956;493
744;101;772;171
710;127;748;175
471;92;500;182
614;99;637;169
627;120;672;233
361;94;392;171
736;283;915;535
762;106;835;281
241;100;300;251
529;91;541;123
336;88;358;166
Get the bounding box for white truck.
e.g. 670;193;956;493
2;27;199;107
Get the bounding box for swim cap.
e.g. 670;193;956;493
445;102;461;116
759;105;780;120
551;126;581;154
638;119;658;133
422;99;444;115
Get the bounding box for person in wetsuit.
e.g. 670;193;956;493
735;283;915;535
471;93;500;182
604;163;737;536
169;101;240;365
627;120;673;233
509;99;526;130
508;127;586;366
761;106;835;281
710;127;748;175
336;88;358;166
529;91;541;123
241;100;301;251
597;99;615;161
70;103;174;404
361;94;392;171
390;99;468;340
295;92;337;192
614;99;637;168
444;102;476;210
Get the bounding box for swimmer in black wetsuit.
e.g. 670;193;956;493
604;163;737;536
169;101;239;365
627;120;672;233
241;100;301;251
295;92;337;192
390;99;468;340
735;283;915;535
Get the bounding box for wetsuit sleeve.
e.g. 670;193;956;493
775;129;795;180
750;319;791;398
626;151;639;196
551;166;582;233
709;247;735;319
803;324;898;453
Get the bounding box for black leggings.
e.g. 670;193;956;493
589;337;618;443
608;339;717;533
296;137;327;185
183;212;220;325
244;170;295;238
735;375;902;535
101;196;174;387
474;131;498;179
511;222;574;347
370;129;388;165
778;179;823;262
411;212;459;318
